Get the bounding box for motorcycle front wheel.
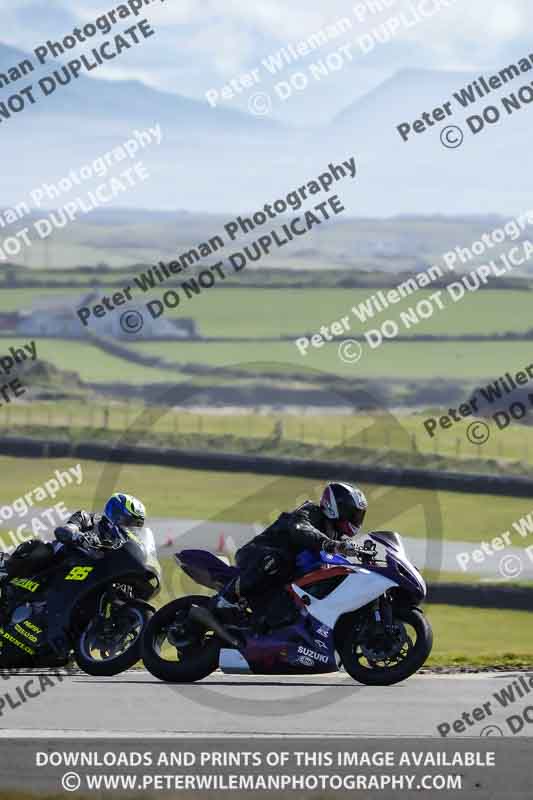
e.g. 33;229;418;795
74;603;151;676
338;607;433;686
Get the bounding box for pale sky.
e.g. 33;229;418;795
0;0;529;123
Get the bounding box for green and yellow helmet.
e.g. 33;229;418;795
104;493;146;529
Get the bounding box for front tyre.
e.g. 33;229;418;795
74;603;151;676
338;607;433;686
142;596;220;683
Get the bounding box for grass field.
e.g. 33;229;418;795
0;338;184;384
1;283;533;386
2;287;533;338
149;287;533;338
132;339;533;381
2;330;531;383
0;456;532;547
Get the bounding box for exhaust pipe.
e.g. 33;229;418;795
189;605;241;648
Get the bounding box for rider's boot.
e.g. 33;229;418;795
213;578;248;614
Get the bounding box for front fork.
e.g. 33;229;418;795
95;592;115;635
372;595;394;633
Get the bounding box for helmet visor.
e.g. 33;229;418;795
110;513;145;529
127;515;145;528
341;505;366;534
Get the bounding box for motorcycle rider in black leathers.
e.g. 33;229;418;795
215;482;369;623
0;493;145;586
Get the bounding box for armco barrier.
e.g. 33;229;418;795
2;435;533;498
426;582;532;611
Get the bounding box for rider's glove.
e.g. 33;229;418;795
323;539;338;554
55;524;83;545
97;518;122;548
336;539;358;556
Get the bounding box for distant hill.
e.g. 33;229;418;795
0;42;281;131
1;48;532;216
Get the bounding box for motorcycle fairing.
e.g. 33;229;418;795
177;549;237;591
239;611;338;674
1;533;160;661
292;569;397;629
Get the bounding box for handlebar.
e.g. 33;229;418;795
336;538;378;564
79;526;125;551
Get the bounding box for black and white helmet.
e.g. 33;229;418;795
320;482;368;537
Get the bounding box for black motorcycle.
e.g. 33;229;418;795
0;528;161;676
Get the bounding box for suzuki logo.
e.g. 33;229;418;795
298;645;328;664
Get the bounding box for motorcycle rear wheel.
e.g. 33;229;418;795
142;596;220;683
339;607;433;686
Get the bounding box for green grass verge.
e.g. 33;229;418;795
1;456;533;547
424;605;533;668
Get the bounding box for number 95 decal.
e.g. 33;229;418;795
65;566;94;581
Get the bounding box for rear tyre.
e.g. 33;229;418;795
338;607;433;686
74;604;151;677
142;596;220;683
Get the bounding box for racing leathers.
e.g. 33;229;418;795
219;501;350;620
0;510;116;583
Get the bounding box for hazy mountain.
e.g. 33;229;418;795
1;46;532;216
0;41;290;213
328;66;533;217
